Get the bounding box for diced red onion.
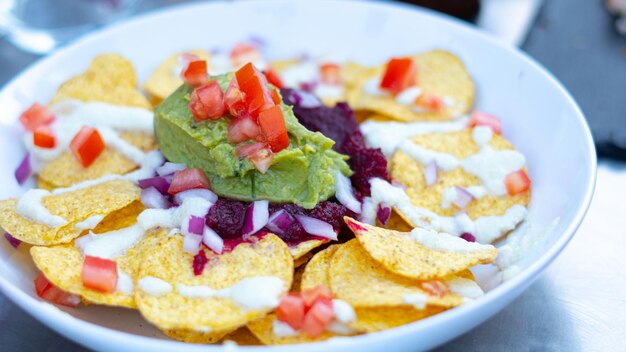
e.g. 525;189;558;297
203;226;224;254
138;176;171;195
140;187;171;209
242;200;269;238
4;232;21;248
334;171;362;214
286;89;322;108
187;216;205;235
173;188;218;205
424;161;438;186
453;186;473;209
182;233;202;255
300;81;318;93
14;153;31;185
265;210;295;235
460;233;476;242
296;215;338;241
376;204;391;225
156;162;186;176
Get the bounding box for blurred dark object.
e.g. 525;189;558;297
605;0;626;36
524;0;626;160
397;0;480;21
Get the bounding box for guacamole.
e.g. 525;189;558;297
154;74;351;209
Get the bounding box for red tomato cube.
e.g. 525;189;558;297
468;110;502;134
505;169;531;196
34;273;80;307
181;60;208;87
189;80;225;121
302;298;335;337
301;285;333;308
19;103;55;131
81;256;118;293
235;63;275;116
379;57;417;95
263;68;284;89
258;105;290;153
69;126;105;167
33;126;56;149
276;293;306;330
168;168;211;195
320;63;341;85
414;93;444;112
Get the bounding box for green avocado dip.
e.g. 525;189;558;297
154;74;351;209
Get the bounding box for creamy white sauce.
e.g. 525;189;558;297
272;319;298;337
138;276;172;297
15;189;68;228
408;228;495;253
362;77;386;96
174;276;285;311
403;293;427;309
74;214;104;231
137;196;213;231
116;269;134;295
76;224;145;259
332;299;356;323
474;205;528;243
281;61;319;88
440;187;458;209
447;277;484;300
360;118;468;156
315;84;344;99
395;87;422;105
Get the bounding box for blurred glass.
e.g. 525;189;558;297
0;0;140;54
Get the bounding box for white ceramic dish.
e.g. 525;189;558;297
0;1;596;351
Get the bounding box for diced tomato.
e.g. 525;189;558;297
302;298;335;337
379;57;417;95
249;148;274;173
230;43;262;68
33;126;56;149
301;285;333;308
276;293;306;330
81;256;118;293
258;105;290;153
189;80;225;121
34;273;80;307
168;168;211;195
70;126;105;167
270;88;281;105
19;103;55;131
228;115;261;143
181;59;208;87
235;142;265;158
235;63;275;116
421;280;449;298
468;110;502;134
505;169;531;196
320;63;341;85
224;78;247;118
263;67;284;89
414;93;444;112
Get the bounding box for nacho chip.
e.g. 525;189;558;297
221;326;263;345
49;54;151;109
346;218;497;280
31;228;168;308
350;306;445;333
135;234;293;332
0;180;140;245
162;328;233;344
300;245;339;291
142;50;209;106
328;240;463;308
391;130;530;224
247;314;336;345
291;264;306;292
289;239;328;261
345;50;474;121
382;209;413;232
92;200;145;234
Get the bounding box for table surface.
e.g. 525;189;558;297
1;0;625;351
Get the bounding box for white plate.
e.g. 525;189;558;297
0;1;596;351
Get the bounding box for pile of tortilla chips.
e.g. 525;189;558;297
0;47;532;346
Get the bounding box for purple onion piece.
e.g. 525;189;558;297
424;161;438;186
241;200;269;238
187;216;205;235
296;215;337;241
140;187;171;209
376;204;391;226
460;233;476;242
453;186;473;209
138;176;171;195
334;171;362;214
265;209;295;235
203;226;224;254
4;232;21;248
14;153;31;185
182;233;202;255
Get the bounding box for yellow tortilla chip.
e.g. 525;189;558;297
92;200;144;234
30;228;168;308
350;306;445;333
142;49;210;106
291;264;306;292
300;245;339;291
49;54;151;109
382;209;413;232
390;130;530;228
135;234;293;332
0;180;140;245
345;217;497;280
328;240;463;308
289;239;328;261
162;328;233;344
221;326;263;345
345;50;474;121
247;314;337;345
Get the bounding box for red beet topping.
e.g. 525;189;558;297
192;250;208;276
281;89;389;195
346;219;368;233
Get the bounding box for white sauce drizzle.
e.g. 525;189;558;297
76;224;145;259
403;293;428;310
116;269;134;295
395;87;422;105
408;228;495;253
137;196;212;231
138;276;172;297
15;189;68;228
314;84;344;99
362;77;386;96
447;277;484;300
272;319;298;337
74;214;104;231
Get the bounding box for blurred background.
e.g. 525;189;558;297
0;0;624;351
